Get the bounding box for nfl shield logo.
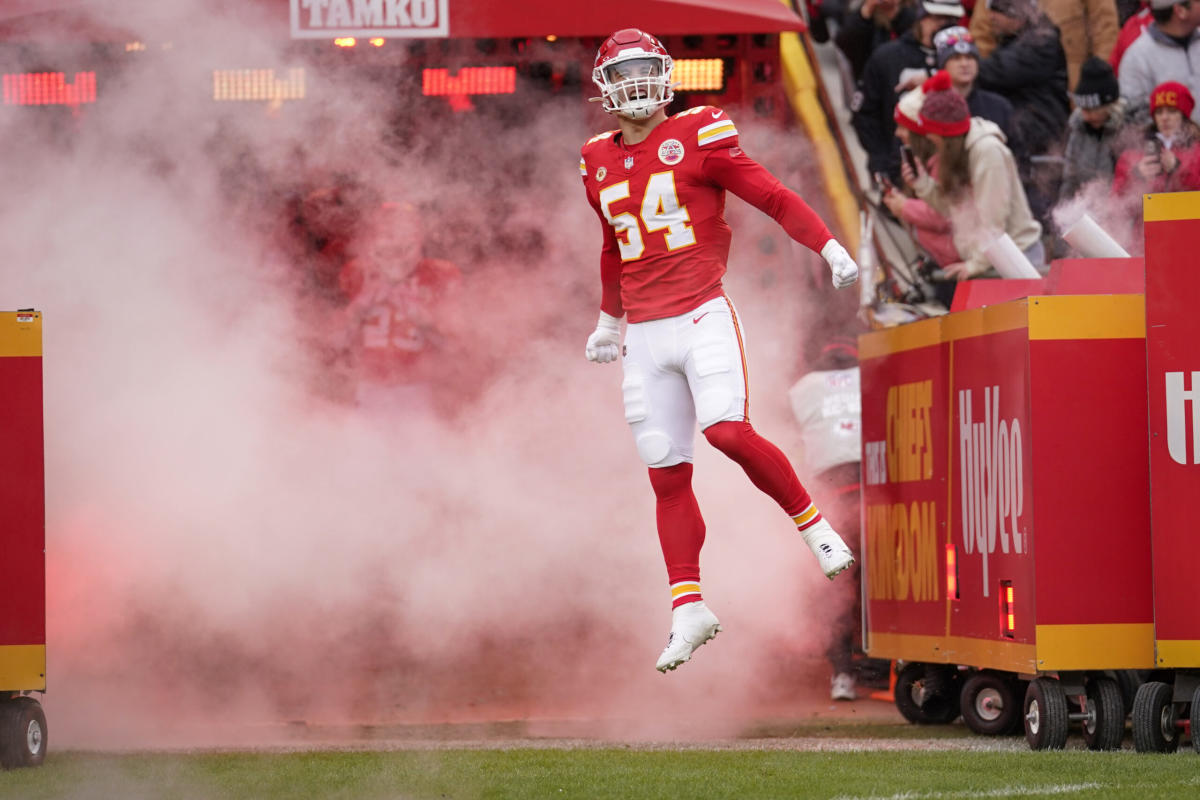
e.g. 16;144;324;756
624;155;634;170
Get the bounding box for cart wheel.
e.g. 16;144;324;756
1191;685;1200;754
0;697;47;769
894;662;960;724
1114;670;1146;718
1132;681;1179;753
960;672;1021;736
1081;676;1125;751
1024;677;1068;750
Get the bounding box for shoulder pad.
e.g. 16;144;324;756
583;130;618;149
671;106;738;148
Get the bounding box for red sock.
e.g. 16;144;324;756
648;463;706;608
703;420;813;517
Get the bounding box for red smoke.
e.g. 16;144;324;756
1;0;852;748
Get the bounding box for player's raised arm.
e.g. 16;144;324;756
701;134;859;289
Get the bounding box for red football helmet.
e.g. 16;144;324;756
592;28;674;120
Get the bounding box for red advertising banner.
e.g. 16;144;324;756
1144;192;1200;668
861;295;1154;673
0;311;46;692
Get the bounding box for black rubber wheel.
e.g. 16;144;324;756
1082;676;1125;751
1191;684;1200;754
1113;670;1146;718
0;697;47;769
960;672;1021;736
1132;681;1179;753
1024;677;1069;750
894;663;960;724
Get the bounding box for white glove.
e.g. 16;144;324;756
585;311;621;363
821;239;859;289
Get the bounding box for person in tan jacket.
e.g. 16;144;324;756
969;0;1120;90
905;72;1045;279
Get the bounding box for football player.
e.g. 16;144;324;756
579;29;860;673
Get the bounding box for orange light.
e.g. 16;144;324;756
673;58;725;92
369;37;385;47
545;35;558;42
422;66;517;97
212;68;306;102
334;37;356;47
125;41;146;52
945;543;958;600
2;71;96;107
1001;581;1015;637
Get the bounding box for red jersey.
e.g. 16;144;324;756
580;106;833;323
349;277;430;384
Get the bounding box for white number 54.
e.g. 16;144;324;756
598;171;697;261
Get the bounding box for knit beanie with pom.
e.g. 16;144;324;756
919;70;970;137
894;85;928;135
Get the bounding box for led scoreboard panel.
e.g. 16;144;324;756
0;32;789;123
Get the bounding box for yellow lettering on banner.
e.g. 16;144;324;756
914;500;938;602
886;386;898;481
885;380;933;483
867;504;892;601
921;381;933;479
866;501;939;602
894;502;910;601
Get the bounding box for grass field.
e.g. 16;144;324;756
2;745;1199;800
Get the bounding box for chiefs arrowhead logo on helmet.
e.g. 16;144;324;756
592;28;675;120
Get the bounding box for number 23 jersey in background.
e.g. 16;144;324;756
580;106;833;324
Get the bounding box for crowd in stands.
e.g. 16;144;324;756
808;0;1200;305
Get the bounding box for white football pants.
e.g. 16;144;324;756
621;295;750;468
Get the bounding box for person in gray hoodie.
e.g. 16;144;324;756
1060;56;1135;200
904;71;1044;279
1118;0;1200;122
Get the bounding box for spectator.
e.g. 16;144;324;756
1110;0;1153;75
910;72;1044;279
1117;0;1200;123
788;336;890;702
836;0;919;81
884;87;960;258
884;84;963;306
933;26;1019;148
977;0;1071;155
975;0;1070;224
1113;81;1200;195
969;0;1118;90
1060;57;1133;200
853;0;966;180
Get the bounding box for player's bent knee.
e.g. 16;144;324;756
635;430;679;467
695;386;739;429
703;419;750;451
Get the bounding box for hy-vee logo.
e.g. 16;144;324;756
959;385;1026;598
290;0;449;38
1166;371;1200;465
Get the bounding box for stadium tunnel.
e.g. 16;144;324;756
0;0;864;259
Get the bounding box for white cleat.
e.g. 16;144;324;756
655;601;722;673
801;519;855;579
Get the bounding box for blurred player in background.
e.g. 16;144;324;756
334;203;463;417
580;28;861;673
789;336;890;700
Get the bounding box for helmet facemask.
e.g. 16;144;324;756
593;53;674;120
